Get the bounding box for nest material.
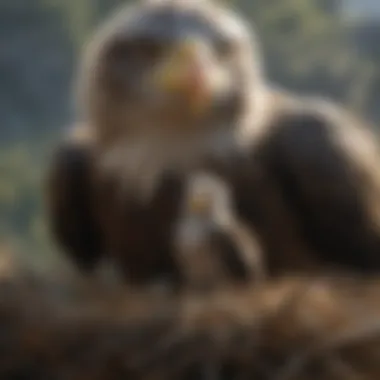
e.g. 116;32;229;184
0;271;379;379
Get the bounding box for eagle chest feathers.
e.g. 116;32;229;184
92;166;184;284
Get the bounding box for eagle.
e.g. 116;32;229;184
173;170;265;291
47;0;380;287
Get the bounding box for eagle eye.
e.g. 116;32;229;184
107;37;165;65
215;38;235;60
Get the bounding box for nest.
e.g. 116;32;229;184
0;268;379;379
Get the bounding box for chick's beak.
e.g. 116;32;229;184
154;40;212;113
188;193;212;216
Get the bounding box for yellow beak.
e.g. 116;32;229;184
154;40;211;113
188;193;212;215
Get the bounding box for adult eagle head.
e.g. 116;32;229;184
77;0;265;198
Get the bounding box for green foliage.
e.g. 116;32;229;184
0;137;61;271
44;0;95;49
236;0;369;112
44;0;130;49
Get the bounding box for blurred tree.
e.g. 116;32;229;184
46;0;129;49
346;19;380;122
0;0;74;144
45;0;95;49
235;0;372;114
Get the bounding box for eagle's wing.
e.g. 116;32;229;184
267;102;380;271
46;128;104;272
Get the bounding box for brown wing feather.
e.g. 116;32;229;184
45;133;104;272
